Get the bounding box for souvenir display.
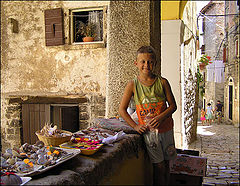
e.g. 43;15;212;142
35;123;72;146
0;141;80;177
60;127;116;155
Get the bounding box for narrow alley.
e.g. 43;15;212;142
189;122;239;185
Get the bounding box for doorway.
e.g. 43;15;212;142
229;85;233;120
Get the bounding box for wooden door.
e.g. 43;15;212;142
229;85;233;120
22;104;50;144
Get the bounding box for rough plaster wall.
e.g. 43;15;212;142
106;1;150;117
1;1;108;95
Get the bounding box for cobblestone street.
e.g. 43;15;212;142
189;122;239;185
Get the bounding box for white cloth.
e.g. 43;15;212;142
102;131;126;145
214;61;225;83
206;63;215;82
206;60;225;83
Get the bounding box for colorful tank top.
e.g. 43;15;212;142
133;77;173;133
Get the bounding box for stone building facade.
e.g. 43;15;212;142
223;1;240;127
1;1;109;150
199;1;225;111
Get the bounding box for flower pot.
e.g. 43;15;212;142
83;37;94;42
199;63;206;70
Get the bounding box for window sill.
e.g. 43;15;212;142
72;41;104;45
64;41;106;50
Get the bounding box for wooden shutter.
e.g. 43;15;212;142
223;47;226;63
235;40;238;56
22;104;50;144
44;8;64;46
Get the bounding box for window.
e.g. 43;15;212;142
70;7;105;44
226;47;229;62
201;44;205;54
235;39;239;56
202;18;205;33
235;88;237;99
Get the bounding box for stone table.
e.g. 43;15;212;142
27;134;152;185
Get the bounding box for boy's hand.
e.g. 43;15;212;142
134;125;148;134
148;115;163;129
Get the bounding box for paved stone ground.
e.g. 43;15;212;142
188;121;239;186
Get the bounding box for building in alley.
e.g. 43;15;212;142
198;1;225;113
223;1;240;127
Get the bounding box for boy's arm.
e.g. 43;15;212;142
149;77;177;129
119;81;148;134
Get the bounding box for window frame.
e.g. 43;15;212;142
69;6;107;45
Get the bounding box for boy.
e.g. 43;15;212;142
215;100;223;124
119;46;177;185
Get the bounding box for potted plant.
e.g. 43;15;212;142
77;21;96;42
198;54;212;70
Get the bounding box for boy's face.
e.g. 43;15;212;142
134;53;156;75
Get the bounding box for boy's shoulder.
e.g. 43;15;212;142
124;80;135;94
128;79;134;84
125;80;134;89
159;76;169;85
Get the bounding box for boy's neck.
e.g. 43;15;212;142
137;73;156;86
138;73;156;80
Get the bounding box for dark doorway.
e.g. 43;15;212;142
51;105;79;133
229;85;233;120
62;106;79;132
203;98;206;110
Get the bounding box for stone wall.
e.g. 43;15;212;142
1;100;22;151
224;1;240;126
183;69;198;145
1;94;105;151
181;1;198;146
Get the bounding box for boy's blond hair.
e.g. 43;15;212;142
136;46;157;60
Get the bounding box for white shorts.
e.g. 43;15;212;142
143;129;177;163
